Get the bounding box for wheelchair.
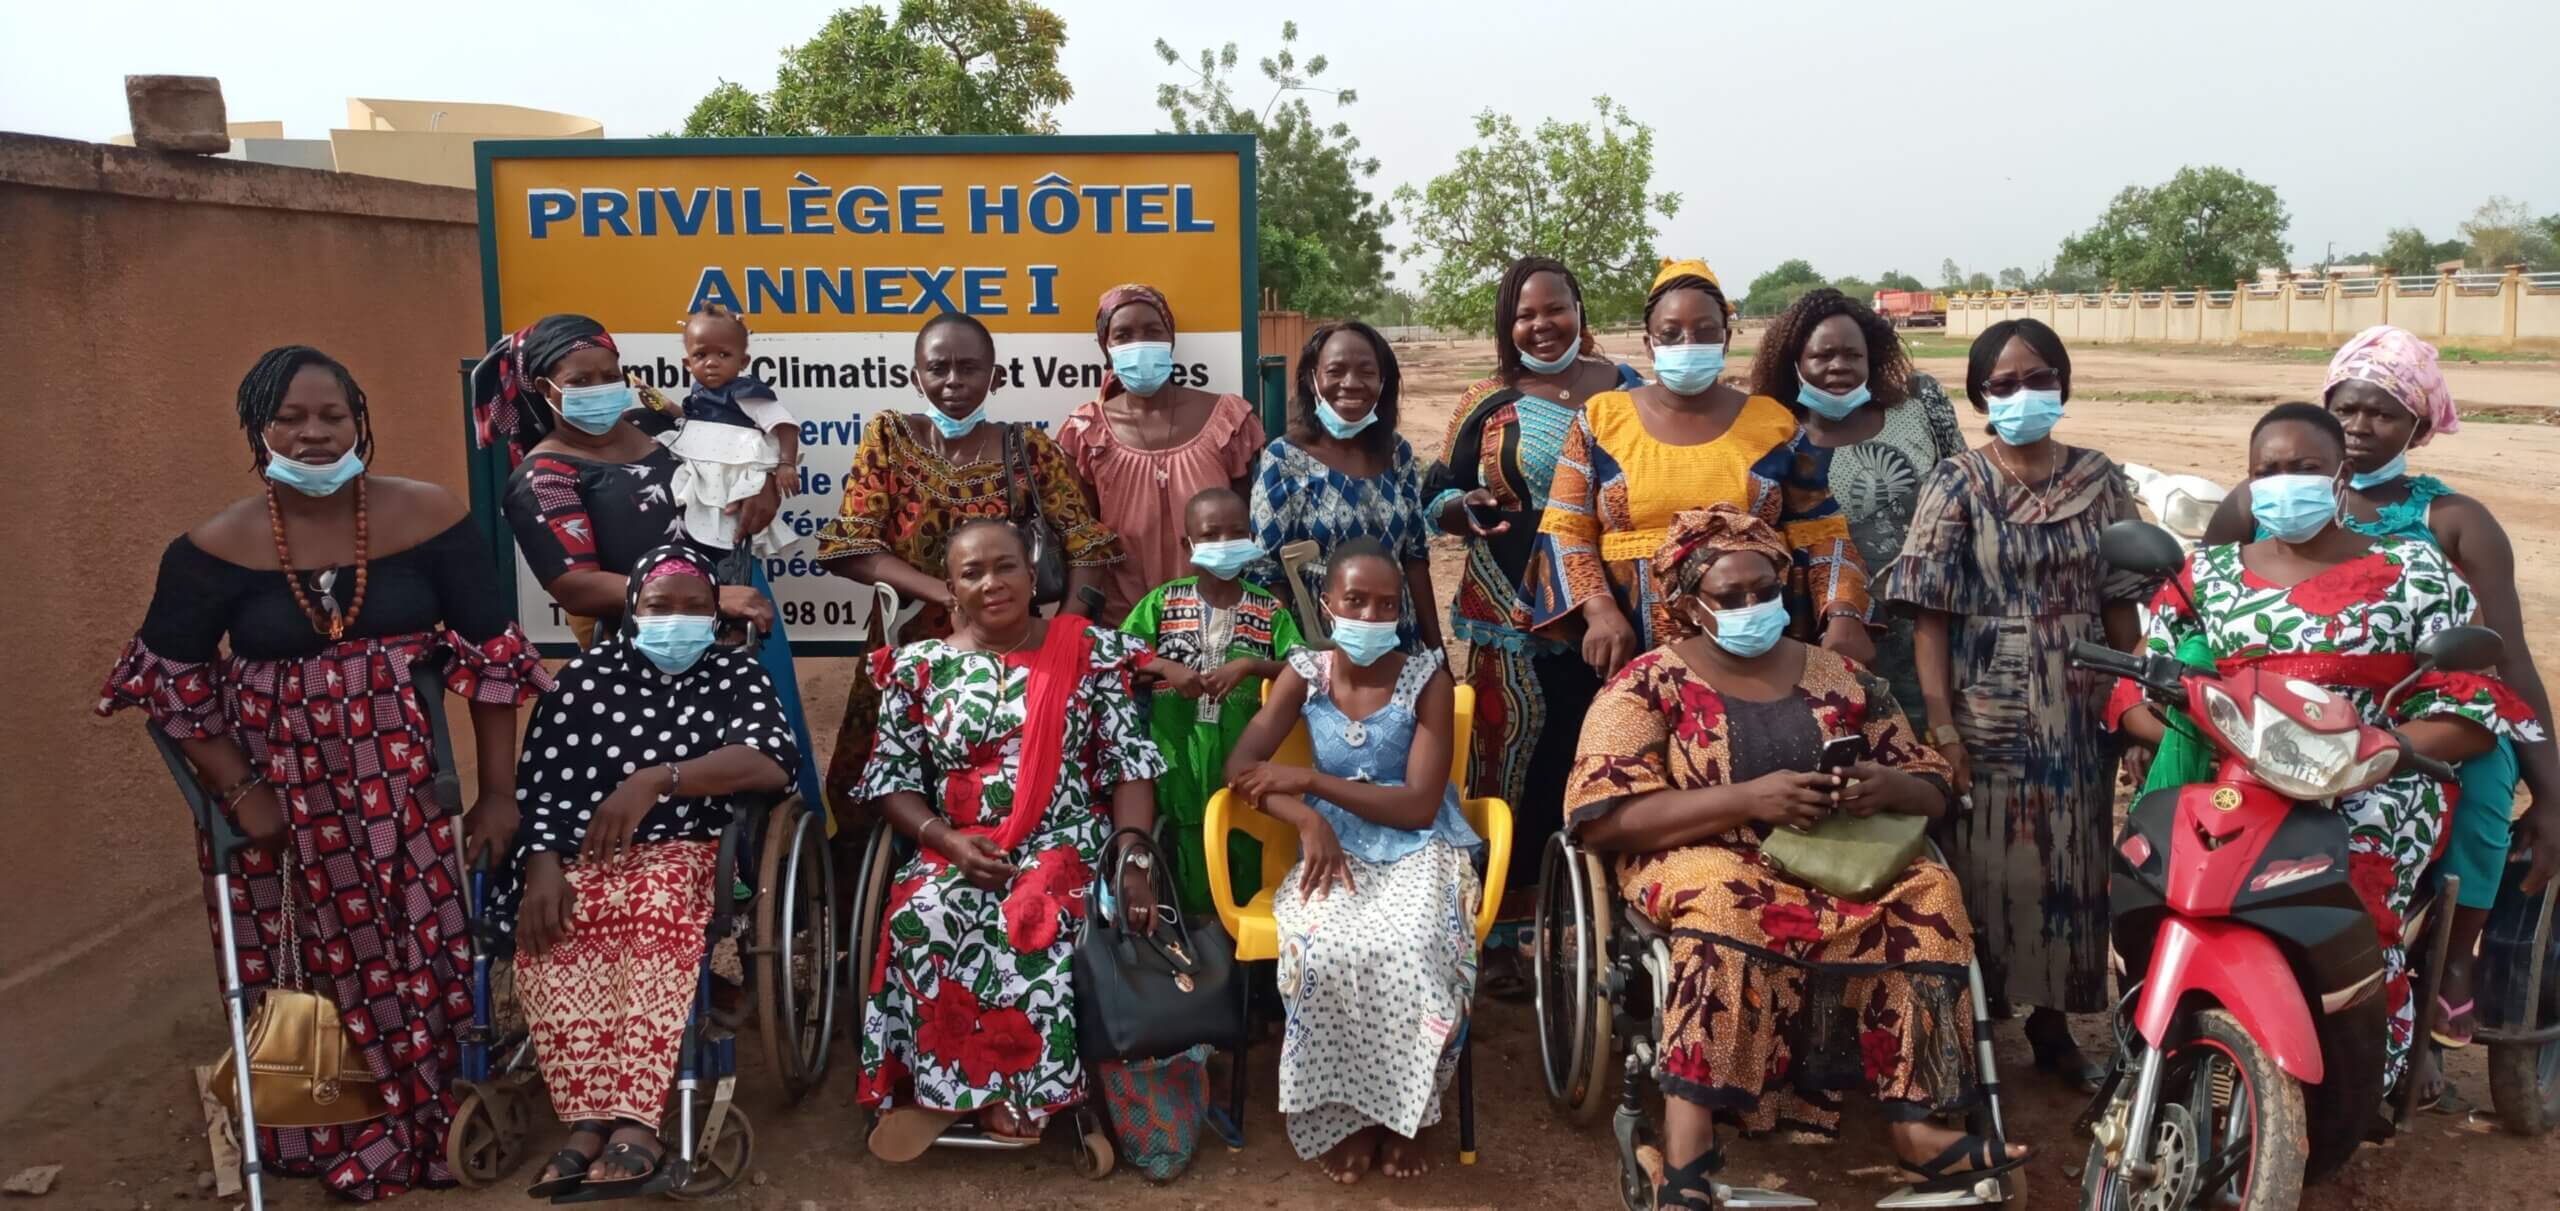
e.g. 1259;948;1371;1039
1533;831;2026;1211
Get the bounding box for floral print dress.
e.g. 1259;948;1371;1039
853;628;1167;1124
2113;538;2537;1086
1562;644;1975;1137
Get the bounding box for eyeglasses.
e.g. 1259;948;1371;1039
1982;368;2063;397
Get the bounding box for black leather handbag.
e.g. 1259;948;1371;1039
1073;830;1245;1061
1002;423;1070;606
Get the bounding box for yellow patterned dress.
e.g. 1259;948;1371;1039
1527;391;1866;649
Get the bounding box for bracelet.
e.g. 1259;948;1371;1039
657;762;683;803
919;817;948;848
1927;724;1964;747
218;773;267;810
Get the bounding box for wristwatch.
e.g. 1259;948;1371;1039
1927;725;1964;747
1126;850;1153;871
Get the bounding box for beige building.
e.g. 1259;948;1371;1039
113;97;602;187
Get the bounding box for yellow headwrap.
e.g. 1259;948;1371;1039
1650;257;1735;318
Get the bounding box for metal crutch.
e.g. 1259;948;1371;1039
147;727;266;1211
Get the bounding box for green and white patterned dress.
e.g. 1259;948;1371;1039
2124;536;2535;1086
853;627;1168;1124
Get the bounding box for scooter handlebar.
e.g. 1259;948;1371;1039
2395;738;2460;785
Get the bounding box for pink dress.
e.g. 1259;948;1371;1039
1056;392;1264;622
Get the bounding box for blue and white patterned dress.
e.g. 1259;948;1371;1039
1248;435;1434;651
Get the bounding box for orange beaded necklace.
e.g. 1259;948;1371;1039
265;477;368;641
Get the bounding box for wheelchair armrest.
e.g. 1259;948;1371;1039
708;811;751;946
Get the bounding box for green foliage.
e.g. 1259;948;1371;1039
1395;96;1680;333
1939;258;1966;291
2055;165;2292;289
2460;196;2558;270
1876;270;1925;292
1996;266;2029;291
1156;21;1389;317
1740;259;1825;317
679;1;1072;137
1830;276;1876;305
2374;225;2470;274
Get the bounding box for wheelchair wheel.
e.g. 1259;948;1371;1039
844;820;902;1052
753;794;839;1099
669;1102;754;1200
443;1086;532;1187
1534;832;1617;1123
1074;1106;1116;1179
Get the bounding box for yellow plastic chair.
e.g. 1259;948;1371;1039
1201;682;1513;1164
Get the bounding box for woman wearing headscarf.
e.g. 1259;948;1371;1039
476;313;828;815
1564;505;2024;1210
98;346;553;1199
1056;284;1264;624
1878;318;2146;1092
813;313;1122;814
494;548;798;1198
2204;325;2560;1071
1425;256;1641;997
856;519;1165;1159
1528;258;1872;678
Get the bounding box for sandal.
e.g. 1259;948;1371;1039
1897;1133;2033;1191
1651;1145;1722;1209
525;1122;608;1198
2431;995;2478;1049
868;1107;962;1163
579;1133;668;1198
978;1104;1043;1146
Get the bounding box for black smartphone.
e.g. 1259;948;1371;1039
1817;735;1867;774
1464;498;1505;531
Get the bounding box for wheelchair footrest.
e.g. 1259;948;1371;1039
1718;1185;1818;1209
1874;1176;2008;1208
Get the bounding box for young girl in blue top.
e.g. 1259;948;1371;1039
1225;540;1482;1186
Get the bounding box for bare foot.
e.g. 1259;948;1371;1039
1316;1126;1380;1185
1379;1130;1432;1179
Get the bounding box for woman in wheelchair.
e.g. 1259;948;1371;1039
490;549;799;1198
854;519;1168;1160
1561;506;2029;1209
1223;539;1485;1184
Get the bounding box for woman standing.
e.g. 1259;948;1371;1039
2202;325;2560;1064
1879;317;2144;1091
500;548;797;1197
1749;288;1965;726
1529;258;1872;677
99;347;552;1199
1056;284;1264;624
1249;321;1442;652
814;313;1121;811
856;520;1164;1158
1426;256;1639;993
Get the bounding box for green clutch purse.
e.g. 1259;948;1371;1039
1758;810;1929;903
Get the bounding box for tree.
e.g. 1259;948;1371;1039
1395;96;1681;332
679;1;1071;137
1996;266;2029;291
1876;270;1925;292
1830;276;1877;305
2376;225;2469;275
2055;165;2292;289
2460;196;2557;270
1738;259;1825;317
1939;258;1967;291
1156;21;1389;317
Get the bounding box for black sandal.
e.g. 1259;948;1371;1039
1897;1133;2033;1191
1655;1147;1722;1209
579;1135;669;1198
526;1122;610;1198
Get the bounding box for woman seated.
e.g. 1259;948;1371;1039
1562;505;2028;1210
855;520;1167;1160
1224;540;1484;1184
2114;402;2530;1098
493;548;799;1198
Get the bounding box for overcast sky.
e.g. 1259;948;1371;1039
8;0;2557;293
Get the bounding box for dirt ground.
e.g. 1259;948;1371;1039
13;337;2560;1210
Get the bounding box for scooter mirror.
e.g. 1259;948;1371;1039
2416;624;2503;674
2098;520;2186;578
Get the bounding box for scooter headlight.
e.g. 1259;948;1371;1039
2201;685;2254;756
2248;714;2364;800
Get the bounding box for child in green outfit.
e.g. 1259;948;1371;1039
1122;487;1306;916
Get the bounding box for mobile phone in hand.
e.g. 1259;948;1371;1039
1817;735;1867;774
1465;498;1504;531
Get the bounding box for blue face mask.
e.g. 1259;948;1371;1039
1796;376;1873;421
1706;596;1788;659
928;401;987;439
1652;343;1726;395
1109;341;1175;396
552;381;634;436
1987;388;2065;445
1188;538;1261;580
2250;473;2339;543
1330;617;1401;666
1517;325;1581;376
1316;395;1379;440
2349;436;2410;491
263;449;365;497
633;614;720;674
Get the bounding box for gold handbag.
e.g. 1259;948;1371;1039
212;852;388;1128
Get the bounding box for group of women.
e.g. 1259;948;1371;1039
104;251;2555;1205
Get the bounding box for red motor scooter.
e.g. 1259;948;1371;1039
2067;521;2507;1211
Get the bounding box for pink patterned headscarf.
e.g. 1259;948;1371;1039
641;557;708;585
2326;325;2458;445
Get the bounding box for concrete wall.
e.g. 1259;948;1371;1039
1945;270;2560;351
0;134;484;1113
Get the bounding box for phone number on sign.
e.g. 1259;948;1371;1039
779;599;874;628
